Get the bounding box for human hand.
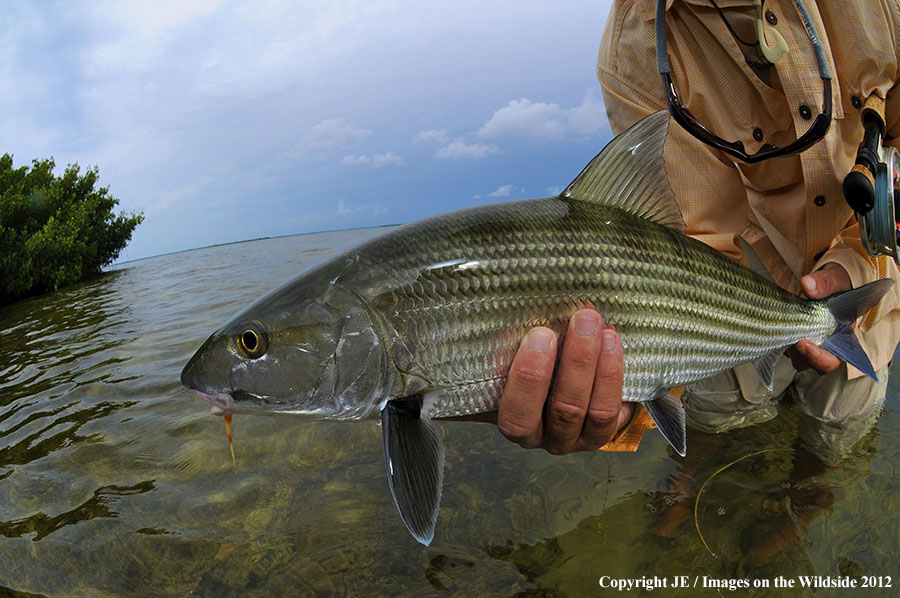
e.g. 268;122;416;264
786;263;852;375
496;309;633;454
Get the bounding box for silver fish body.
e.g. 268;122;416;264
319;198;825;419
181;111;892;545
354;196;829;415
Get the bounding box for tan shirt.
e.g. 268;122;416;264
597;0;900;377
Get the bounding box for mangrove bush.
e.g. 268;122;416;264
0;153;144;304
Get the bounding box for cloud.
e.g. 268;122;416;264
106;0;224;39
477;89;607;140
416;90;606;164
371;152;404;167
336;198;352;215
336;198;389;217
435;138;499;159
478;99;567;139
487;184;513;197
417;126;498;160
414;129;450;144
301;118;372;150
342;155;369;165
148;175;217;214
474;184;516;199
343;152;404;167
565;89;608;135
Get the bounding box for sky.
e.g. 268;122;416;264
0;0;616;262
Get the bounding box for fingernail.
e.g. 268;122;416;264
806;276;817;295
601;329;618;352
525;328;553;352
573;311;599;336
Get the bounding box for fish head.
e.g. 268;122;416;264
181;264;389;420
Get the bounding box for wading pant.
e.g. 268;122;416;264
682;357;888;464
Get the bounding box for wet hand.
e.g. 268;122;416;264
787;263;852;375
496;309;633;454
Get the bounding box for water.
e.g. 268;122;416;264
1;229;898;597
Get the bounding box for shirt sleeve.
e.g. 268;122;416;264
885;0;900;149
815;224;900;334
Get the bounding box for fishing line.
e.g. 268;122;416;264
225;413;236;468
694;447;793;558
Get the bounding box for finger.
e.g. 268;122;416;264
793;339;842;375
784;345;809;371
543;310;604;454
575;403;635;452
497;327;557;448
576;328;627;450
800;264;851;300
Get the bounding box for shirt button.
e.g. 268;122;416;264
765;10;778;25
851;95;862;109
753;128;764;141
799;105;813;120
814;195;826;206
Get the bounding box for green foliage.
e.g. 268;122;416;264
0;153;144;304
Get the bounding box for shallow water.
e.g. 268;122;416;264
1;229;898;597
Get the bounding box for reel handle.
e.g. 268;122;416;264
843;96;886;214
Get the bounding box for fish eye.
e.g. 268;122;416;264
235;321;267;359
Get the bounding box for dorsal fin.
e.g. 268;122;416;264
739;236;776;283
561;110;685;232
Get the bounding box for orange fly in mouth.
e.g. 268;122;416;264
224;414;235;467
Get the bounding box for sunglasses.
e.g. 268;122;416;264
655;0;832;163
661;72;832;163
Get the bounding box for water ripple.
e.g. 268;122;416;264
0;481;156;541
0;228;897;596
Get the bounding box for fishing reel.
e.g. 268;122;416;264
842;95;900;264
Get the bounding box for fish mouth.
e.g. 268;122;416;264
185;388;234;416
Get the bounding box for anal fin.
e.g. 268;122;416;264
381;396;445;545
643;390;687;457
751;350;781;392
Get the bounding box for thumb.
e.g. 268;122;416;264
800;264;851;300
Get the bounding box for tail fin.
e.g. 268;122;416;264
825;279;893;325
820;279;894;381
820;325;877;380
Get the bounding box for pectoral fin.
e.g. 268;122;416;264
381;397;445;546
643;390;687;457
